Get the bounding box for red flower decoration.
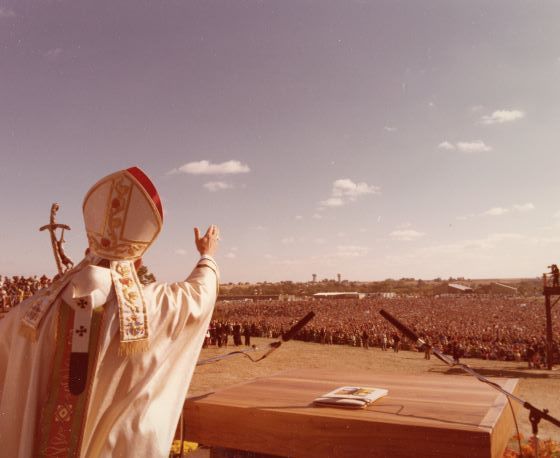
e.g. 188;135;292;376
101;238;111;248
112;198;121;209
119;278;132;286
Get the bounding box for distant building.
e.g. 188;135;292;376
369;292;397;299
437;283;474;295
313;292;366;299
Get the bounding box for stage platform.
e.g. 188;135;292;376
183;368;519;458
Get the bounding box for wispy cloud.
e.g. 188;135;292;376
332;179;380;199
458;202;534;220
319;178;380;209
0;7;16;18
203;181;234;192
438;141;455;151
438;140;492;153
175;248;187;256
512;203;535;212
383;126;397;132
335;245;368;257
44;48;63;61
168;160;250;175
389;229;425;241
483;207;509;216
320;197;344;207
481;109;525;125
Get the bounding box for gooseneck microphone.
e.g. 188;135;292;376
379;309;422;344
379;308;454;366
282;311;316;342
197;310;316;366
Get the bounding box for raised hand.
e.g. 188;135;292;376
193;224;220;257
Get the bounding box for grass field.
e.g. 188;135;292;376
190;338;560;443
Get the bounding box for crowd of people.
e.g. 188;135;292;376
212;295;560;367
0;274;51;314
3;276;558;367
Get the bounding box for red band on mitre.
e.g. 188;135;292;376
126;167;164;222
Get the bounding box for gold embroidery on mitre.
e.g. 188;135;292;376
84;172;161;261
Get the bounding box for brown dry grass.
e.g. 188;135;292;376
190;338;560;442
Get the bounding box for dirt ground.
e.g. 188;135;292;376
189;338;560;442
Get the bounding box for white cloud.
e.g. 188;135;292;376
313;237;327;244
389;229;425;241
295;215;303;220
481;109;525;125
175;249;187;256
438;141;455;151
483;207;509;216
336;245;368;257
203;181;233;192
281;237;296;245
169;160;250;175
312;213;323;219
44;48;63;60
225;252;236;259
0;8;16;18
439;140;492;153
319;178;380;209
320;197;344;207
487;233;523;242
554;210;560;219
383;126;397;132
456;141;492;153
332;179;380;199
512;203;535;212
458;203;534;220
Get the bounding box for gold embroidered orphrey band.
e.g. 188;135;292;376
20;257;149;354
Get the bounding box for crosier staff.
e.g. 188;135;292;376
39;203;73;275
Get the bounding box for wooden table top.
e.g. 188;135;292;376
184;368;519;458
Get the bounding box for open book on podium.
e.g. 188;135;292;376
313;386;388;409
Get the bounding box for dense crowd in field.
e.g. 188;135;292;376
3;275;558;366
212;296;560;367
0;275;51;313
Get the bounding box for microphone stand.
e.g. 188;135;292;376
379;309;560;456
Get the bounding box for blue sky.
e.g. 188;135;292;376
1;1;560;282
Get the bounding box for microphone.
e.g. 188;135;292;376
282;311;316;342
379;309;421;344
380;309;455;366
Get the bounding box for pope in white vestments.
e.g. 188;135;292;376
0;167;220;458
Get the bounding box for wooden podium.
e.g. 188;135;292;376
183;369;518;457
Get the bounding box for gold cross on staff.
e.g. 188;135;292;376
39;203;73;275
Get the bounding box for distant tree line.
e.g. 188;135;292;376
219;277;542;297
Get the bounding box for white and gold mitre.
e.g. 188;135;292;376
83;166;163;261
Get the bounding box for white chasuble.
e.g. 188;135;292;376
0;261;218;458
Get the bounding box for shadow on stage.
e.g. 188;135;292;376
429;366;560;380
